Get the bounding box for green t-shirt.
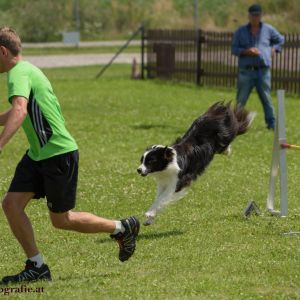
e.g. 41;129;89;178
7;60;78;161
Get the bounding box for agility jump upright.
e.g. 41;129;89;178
267;90;288;216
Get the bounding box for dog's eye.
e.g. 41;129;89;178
148;158;156;163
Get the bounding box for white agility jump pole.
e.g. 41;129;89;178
266;90;288;216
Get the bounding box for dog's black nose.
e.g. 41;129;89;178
137;168;142;174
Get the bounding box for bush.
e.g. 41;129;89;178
0;0;298;42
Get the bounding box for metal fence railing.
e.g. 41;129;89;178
141;29;300;95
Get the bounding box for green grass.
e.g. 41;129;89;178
1;65;300;299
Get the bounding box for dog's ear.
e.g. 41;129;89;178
146;145;158;150
145;145;156;151
164;146;173;161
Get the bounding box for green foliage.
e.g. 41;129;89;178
0;0;299;41
5;0;68;42
0;0;12;10
0;65;300;298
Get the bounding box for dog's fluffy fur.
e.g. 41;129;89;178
137;102;255;225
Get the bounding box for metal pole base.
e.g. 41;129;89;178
244;201;261;218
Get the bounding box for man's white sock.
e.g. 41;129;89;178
29;253;44;268
113;221;125;235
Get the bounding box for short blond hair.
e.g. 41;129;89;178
0;27;21;56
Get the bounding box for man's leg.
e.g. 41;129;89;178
2;192;38;258
255;68;275;129
45;151;140;262
49;211;140;262
236;69;255;107
49;210;115;233
1;192;52;284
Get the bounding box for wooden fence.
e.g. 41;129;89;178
141;29;300;95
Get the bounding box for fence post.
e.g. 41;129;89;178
141;24;145;80
196;29;202;85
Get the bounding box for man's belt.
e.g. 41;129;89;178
244;65;269;71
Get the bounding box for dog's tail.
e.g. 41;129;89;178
233;104;256;135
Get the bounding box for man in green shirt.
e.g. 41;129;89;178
0;27;140;284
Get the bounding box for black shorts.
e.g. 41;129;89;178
8;150;79;213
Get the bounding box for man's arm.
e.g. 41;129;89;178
0;109;11;126
232;29;260;57
270;27;285;53
231;30;244;57
0;96;27;151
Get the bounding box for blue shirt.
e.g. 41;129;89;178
232;22;284;68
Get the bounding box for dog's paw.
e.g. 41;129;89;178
223;145;232;156
143;217;155;226
143;213;155;226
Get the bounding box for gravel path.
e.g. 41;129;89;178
23;53;141;68
22;40;140;48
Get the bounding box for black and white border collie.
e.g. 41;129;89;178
137;102;255;225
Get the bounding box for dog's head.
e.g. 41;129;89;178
137;145;174;176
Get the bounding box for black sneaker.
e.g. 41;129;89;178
1;260;52;284
110;216;140;262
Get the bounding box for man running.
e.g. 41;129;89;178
0;26;140;284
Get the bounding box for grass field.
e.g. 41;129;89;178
0;65;300;299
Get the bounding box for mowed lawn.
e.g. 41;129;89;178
0;65;300;299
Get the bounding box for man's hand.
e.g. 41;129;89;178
271;48;276;58
249;47;260;56
241;47;260;56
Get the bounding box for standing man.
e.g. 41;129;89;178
0;27;140;284
232;4;284;130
